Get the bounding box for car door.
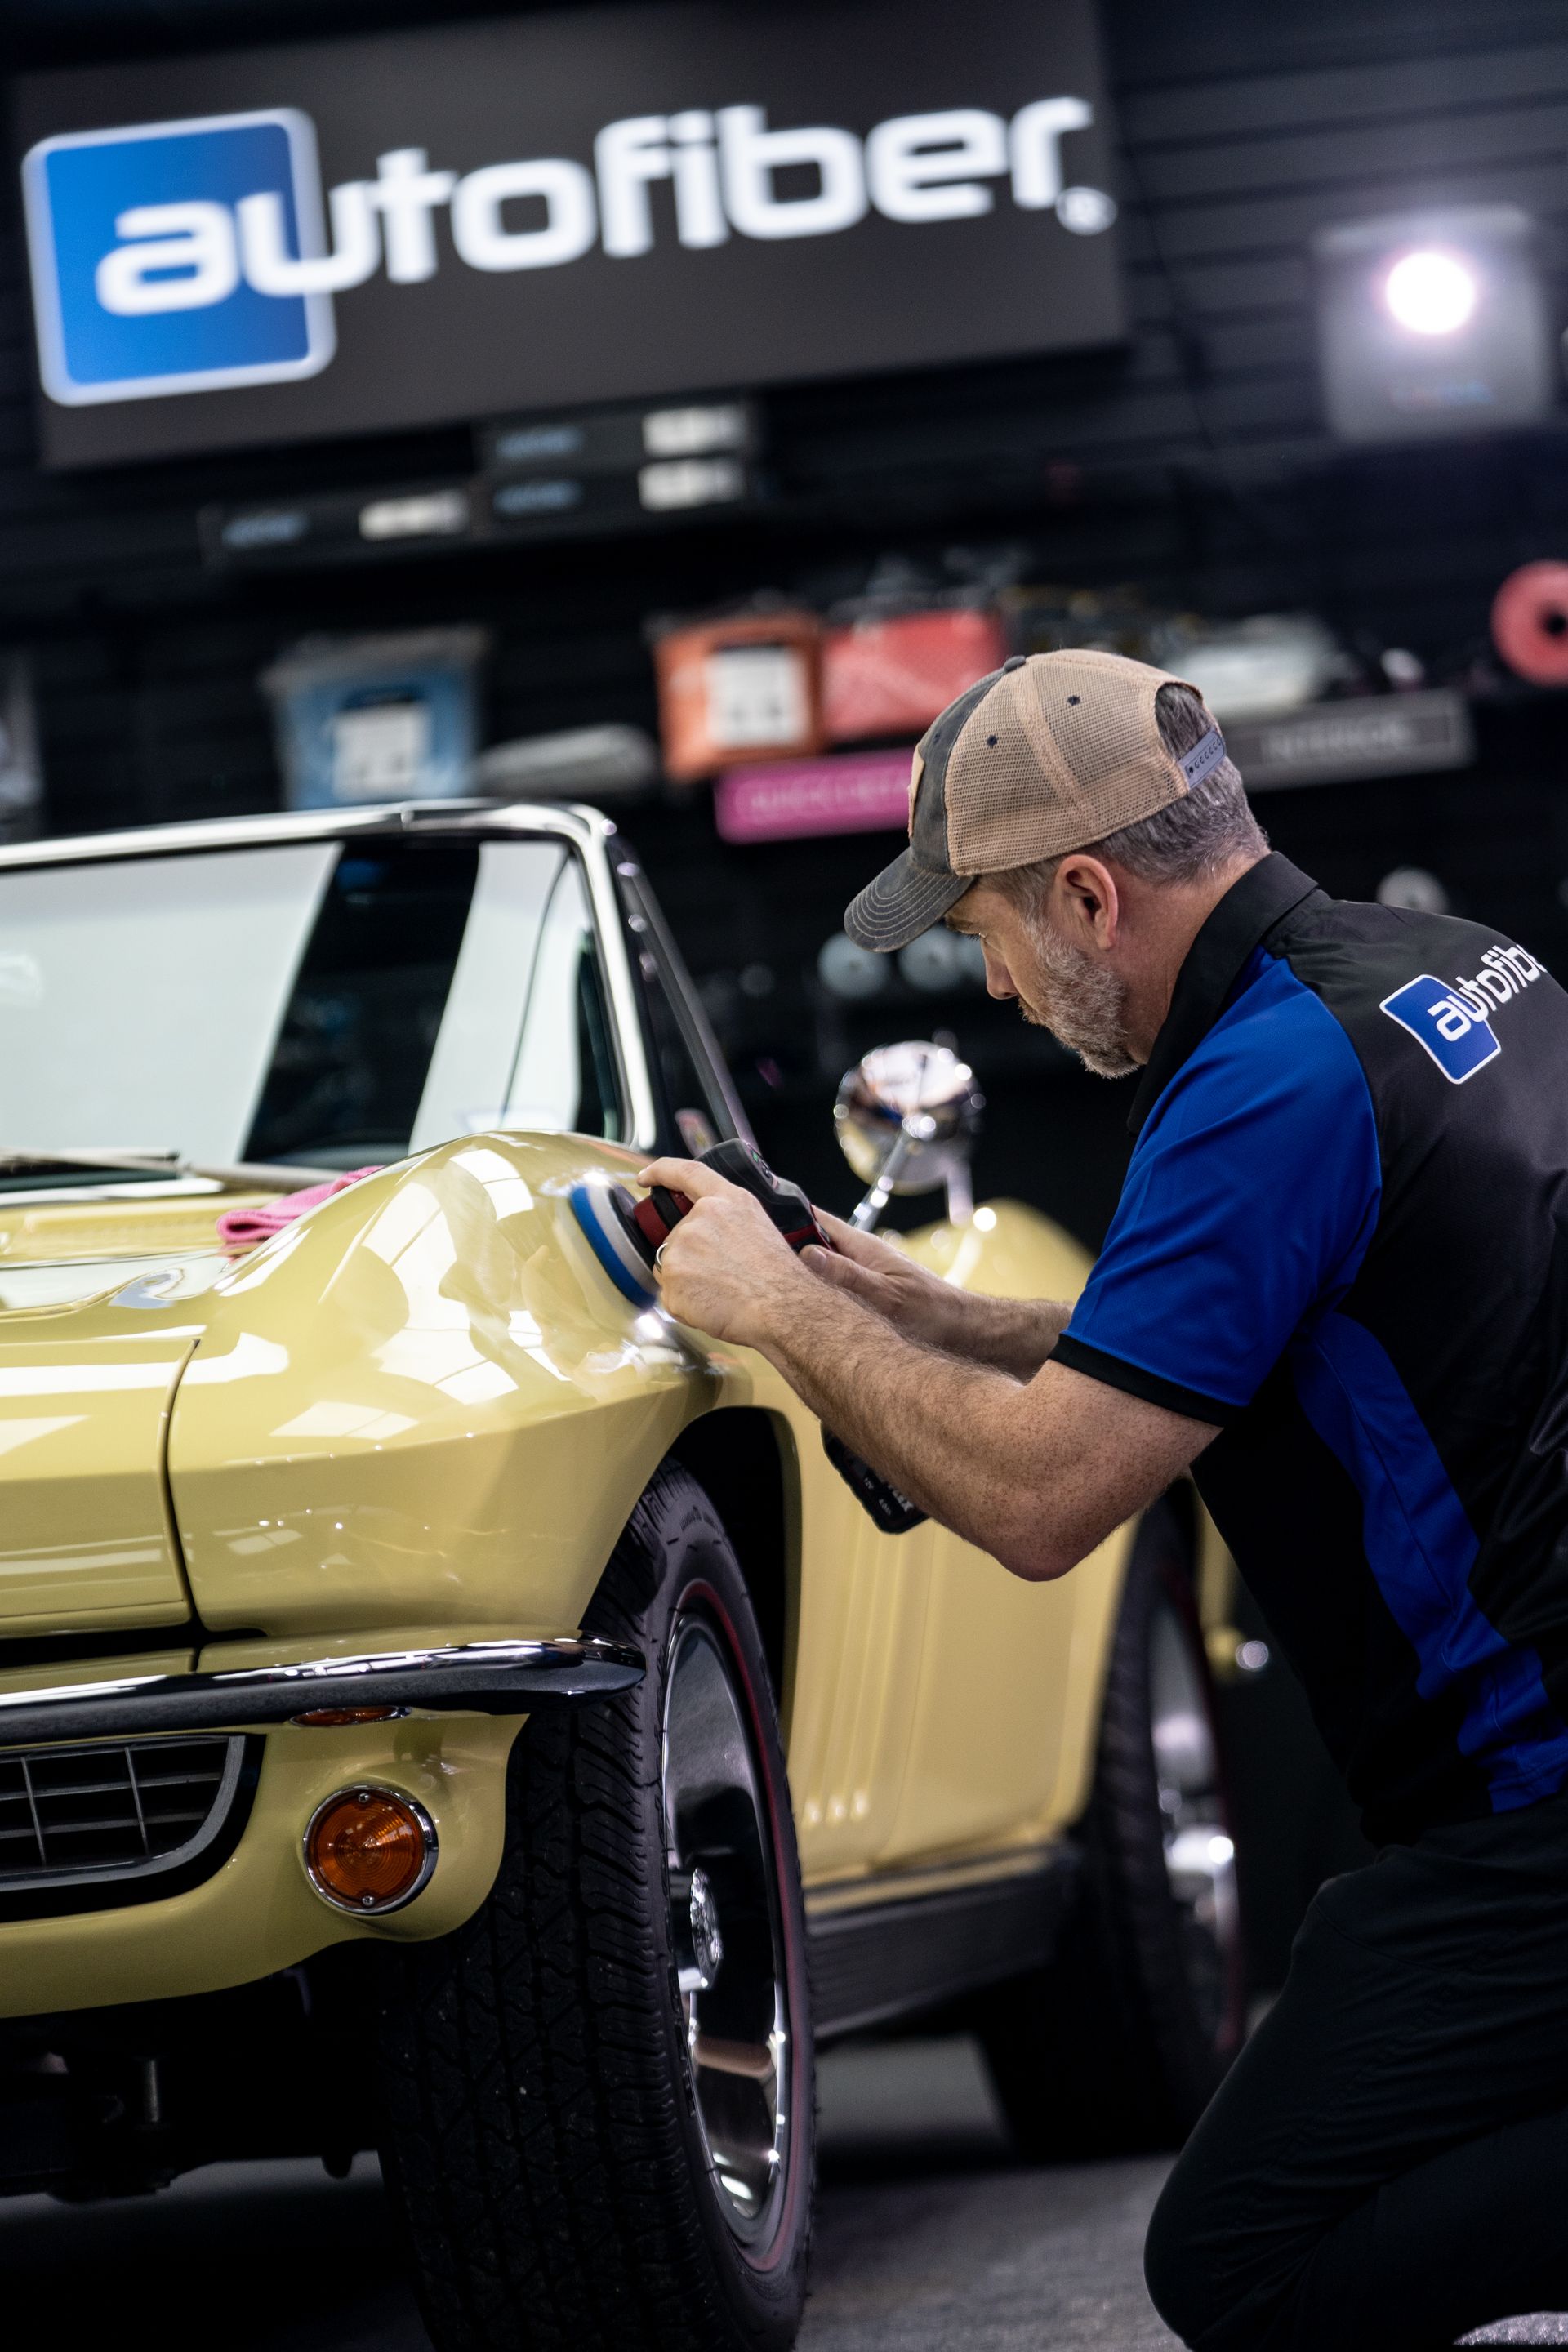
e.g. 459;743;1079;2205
870;1207;1129;1864
614;870;935;1876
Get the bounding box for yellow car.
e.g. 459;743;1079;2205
0;800;1245;2349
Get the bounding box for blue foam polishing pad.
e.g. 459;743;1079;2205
569;1181;658;1308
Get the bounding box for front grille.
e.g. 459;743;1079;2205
0;1735;247;1893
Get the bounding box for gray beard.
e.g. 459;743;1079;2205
1017;903;1138;1080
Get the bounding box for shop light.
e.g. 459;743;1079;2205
1313;204;1553;444
1383;249;1477;337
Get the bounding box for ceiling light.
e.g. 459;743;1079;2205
1313;204;1552;444
1383;250;1477;337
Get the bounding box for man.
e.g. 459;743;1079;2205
639;648;1568;2351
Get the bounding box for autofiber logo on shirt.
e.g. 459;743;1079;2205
22;113;337;404
1379;944;1544;1083
20;95;1112;408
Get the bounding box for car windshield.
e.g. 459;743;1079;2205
0;832;623;1172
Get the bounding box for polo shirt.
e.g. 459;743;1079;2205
1055;853;1568;1843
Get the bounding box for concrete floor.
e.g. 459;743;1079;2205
0;2036;1561;2349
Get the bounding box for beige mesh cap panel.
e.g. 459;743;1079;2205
844;648;1222;952
948;650;1200;868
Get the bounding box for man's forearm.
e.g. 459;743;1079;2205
752;1267;1038;1557
946;1293;1073;1380
641;1159;1212;1582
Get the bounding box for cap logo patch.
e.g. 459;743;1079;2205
1178;725;1227;789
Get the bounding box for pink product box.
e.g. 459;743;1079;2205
715;750;911;845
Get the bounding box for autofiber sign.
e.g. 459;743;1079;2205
13;0;1125;469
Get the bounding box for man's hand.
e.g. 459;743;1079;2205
802;1212;971;1353
808;1209;1071;1379
635;1157;812;1347
637;1159;1214;1583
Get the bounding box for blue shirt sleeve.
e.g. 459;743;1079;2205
1054;956;1383;1422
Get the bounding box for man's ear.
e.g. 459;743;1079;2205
1052;853;1121;950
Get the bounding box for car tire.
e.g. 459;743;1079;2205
979;1503;1247;2158
376;1461;815;2352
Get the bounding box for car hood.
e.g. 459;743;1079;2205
0;1182;277;1306
0;1141;703;1646
0;1183;282;1634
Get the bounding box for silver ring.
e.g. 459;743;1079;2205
654;1239;671;1272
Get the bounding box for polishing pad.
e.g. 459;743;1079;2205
569;1182;659;1308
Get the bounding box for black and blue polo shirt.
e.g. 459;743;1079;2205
1054;852;1568;1844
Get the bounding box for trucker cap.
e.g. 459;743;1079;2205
844;648;1227;952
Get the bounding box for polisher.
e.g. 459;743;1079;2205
571;1140;925;1534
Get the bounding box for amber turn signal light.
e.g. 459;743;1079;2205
303;1785;435;1915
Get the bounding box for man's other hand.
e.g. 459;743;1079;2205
635;1157;810;1347
802;1212;969;1352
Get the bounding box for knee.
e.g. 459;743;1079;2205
1144;2157;1232;2350
1144;2167;1205;2345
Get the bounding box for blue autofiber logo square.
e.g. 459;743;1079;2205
1380;973;1500;1084
21;111;335;406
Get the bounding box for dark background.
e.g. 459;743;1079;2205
5;0;1568;1974
2;0;1566;1245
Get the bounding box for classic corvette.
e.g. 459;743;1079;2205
0;799;1245;2350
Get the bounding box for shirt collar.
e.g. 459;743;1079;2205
1127;853;1325;1136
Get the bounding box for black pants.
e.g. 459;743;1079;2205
1144;1784;1568;2350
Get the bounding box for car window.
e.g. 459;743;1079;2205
0;831;625;1171
247;836;623;1165
0;840;338;1165
641;964;724;1155
246;837;479;1166
618;868;748;1155
408;842;621;1152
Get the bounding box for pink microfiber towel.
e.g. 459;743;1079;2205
216;1168;382;1254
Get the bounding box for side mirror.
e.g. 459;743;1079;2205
833;1040;982;1233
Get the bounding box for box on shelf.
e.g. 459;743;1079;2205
822;608;1008;743
653;610;822;782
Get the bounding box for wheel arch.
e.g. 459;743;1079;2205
665;1406;802;1722
1049;1497;1190;1834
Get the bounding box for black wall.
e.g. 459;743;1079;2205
2;0;1568;1250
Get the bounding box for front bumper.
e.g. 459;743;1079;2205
0;1636;643;1745
0;1633;644;2022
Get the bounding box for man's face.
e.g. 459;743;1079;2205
947;875;1138;1080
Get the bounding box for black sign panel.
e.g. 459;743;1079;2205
14;0;1124;470
1227;693;1476;791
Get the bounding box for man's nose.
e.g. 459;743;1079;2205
982;949;1017;1000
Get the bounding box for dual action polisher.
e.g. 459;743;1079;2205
571;1140;925;1535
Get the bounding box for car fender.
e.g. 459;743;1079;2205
167;1132;721;1638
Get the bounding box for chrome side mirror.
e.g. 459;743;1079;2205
834;1040;982;1233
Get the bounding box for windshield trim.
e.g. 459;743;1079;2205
0;799;565;872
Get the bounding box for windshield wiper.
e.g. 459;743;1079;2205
0;1148;340;1192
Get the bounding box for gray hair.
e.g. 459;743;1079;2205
999;683;1267;902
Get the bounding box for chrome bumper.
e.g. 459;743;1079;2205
0;1637;644;1747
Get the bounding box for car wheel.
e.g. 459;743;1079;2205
376;1461;814;2352
979;1502;1247;2158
